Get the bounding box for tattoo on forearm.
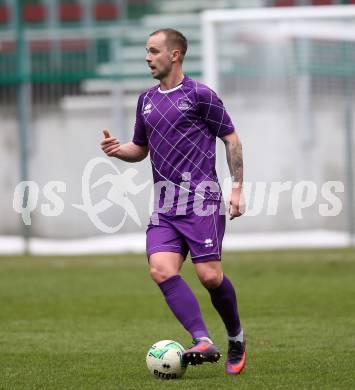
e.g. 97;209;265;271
223;138;243;186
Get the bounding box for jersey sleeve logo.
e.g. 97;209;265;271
177;98;192;111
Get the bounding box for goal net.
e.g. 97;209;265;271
202;6;355;246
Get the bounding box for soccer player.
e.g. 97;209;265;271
101;28;246;375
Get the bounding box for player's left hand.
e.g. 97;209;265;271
229;187;245;220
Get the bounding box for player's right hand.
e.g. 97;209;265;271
101;129;120;157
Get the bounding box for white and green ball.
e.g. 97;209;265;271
146;340;187;380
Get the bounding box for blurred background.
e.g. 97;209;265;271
0;0;354;254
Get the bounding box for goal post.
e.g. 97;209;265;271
202;5;355;93
201;5;355;245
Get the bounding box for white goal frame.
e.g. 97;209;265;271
201;4;355;246
201;5;355;93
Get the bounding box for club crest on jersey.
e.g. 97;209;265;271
177;98;192;111
143;103;152;115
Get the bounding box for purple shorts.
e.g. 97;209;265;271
146;201;226;263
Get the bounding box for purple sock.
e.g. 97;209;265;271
158;275;209;339
208;275;241;337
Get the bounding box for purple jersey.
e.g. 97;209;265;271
132;75;235;205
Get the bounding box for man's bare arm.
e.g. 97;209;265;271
101;129;148;162
222;131;243;187
221;131;244;219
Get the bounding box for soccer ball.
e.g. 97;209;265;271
146;340;187;380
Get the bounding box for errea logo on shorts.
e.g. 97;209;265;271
143;103;152;115
204;238;213;248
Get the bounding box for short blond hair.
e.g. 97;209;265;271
150;28;188;62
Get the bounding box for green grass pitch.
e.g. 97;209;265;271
0;248;355;389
